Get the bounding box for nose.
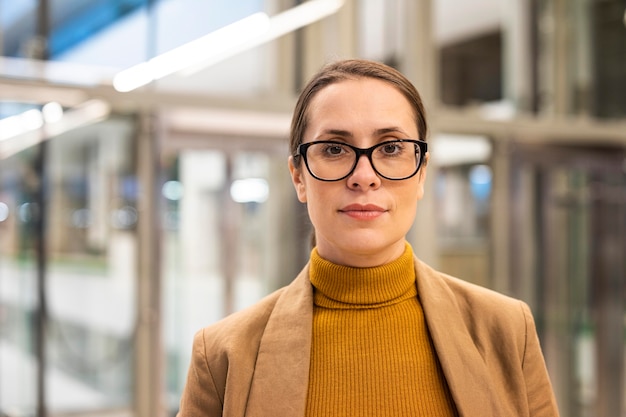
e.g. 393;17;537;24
347;154;381;189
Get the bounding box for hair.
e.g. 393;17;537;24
289;59;428;168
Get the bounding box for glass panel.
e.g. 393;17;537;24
162;141;306;414
0;0;37;58
1;0;275;96
434;0;506;109
510;146;626;417
357;0;404;64
45;116;138;415
533;0;626;118
431;133;493;287
0;112;138;416
587;0;626;118
0;147;39;416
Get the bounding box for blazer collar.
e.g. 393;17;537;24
246;257;505;417
415;256;505;417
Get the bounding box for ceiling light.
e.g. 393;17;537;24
113;0;344;92
0;108;43;141
182;0;344;77
0;100;110;158
113;12;270;92
42;102;64;123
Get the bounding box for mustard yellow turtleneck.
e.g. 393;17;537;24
305;243;458;417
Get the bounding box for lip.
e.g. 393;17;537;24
339;203;387;219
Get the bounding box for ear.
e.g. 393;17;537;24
288;156;308;203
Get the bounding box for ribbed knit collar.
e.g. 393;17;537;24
310;243;416;309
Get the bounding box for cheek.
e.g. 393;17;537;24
303;184;336;227
393;182;423;218
398;179;423;202
305;183;327;210
400;193;419;214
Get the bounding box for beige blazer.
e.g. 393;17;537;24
177;256;559;417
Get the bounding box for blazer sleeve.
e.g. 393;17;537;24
177;329;224;417
521;302;560;417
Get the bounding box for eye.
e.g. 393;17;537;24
379;141;404;156
322;143;349;157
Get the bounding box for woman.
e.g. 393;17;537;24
177;59;559;417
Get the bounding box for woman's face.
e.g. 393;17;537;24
289;77;428;267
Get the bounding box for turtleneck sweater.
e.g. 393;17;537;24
305;243;458;417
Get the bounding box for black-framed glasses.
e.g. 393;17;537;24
295;139;427;182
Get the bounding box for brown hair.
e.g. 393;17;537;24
289;59;428;167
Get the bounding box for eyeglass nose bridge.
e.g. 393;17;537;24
349;146;380;177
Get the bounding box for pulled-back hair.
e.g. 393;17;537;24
289;59;428;167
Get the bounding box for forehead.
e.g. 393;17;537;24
306;78;417;133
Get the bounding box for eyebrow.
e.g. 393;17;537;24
375;127;406;135
317;129;352;139
317;127;407;139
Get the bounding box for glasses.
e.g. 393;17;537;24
295;139;427;182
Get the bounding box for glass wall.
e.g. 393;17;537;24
509;145;626;417
160;136;307;414
434;0;507;110
0;147;40;416
533;0;626;118
0;115;138;416
431;0;626;118
431;133;493;287
0;0;278;96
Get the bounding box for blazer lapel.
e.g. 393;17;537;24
415;257;504;417
245;266;313;417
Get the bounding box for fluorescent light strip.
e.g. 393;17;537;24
267;0;345;37
0;100;110;158
113;12;270;92
182;0;344;76
0;109;44;141
0;103;66;142
113;0;344;92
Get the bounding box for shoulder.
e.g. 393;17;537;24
194;266;313;358
181;270;313;411
442;271;532;334
196;285;287;352
442;270;525;313
414;257;532;347
186;285;288;401
416;256;526;313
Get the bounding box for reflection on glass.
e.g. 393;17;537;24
230;178;269;203
44;117;138;414
0;149;39;416
0;202;8;221
432;134;493;287
0;116;138;416
162;180;184;201
162;144;306;414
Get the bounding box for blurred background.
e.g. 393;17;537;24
0;0;625;416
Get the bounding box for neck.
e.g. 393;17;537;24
309;242;416;307
314;239;407;267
